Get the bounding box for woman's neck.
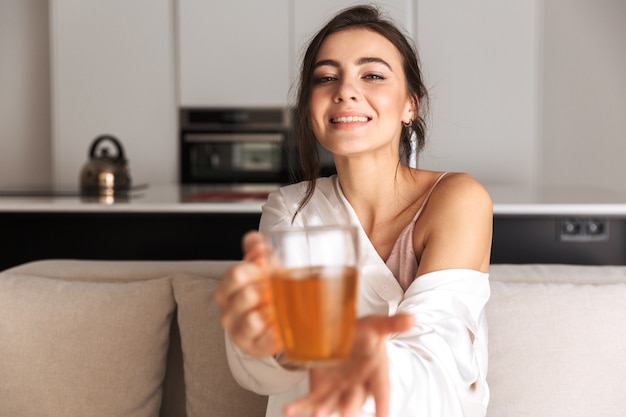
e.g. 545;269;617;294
335;158;421;229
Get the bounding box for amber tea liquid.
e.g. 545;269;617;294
271;265;358;364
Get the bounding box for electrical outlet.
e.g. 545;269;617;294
558;218;609;242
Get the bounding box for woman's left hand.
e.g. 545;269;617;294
284;314;414;417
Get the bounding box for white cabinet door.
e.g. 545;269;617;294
177;0;290;107
291;1;416;83
50;0;177;188
416;0;540;187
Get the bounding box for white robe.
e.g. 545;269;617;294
225;176;490;417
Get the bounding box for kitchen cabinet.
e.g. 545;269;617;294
49;0;177;189
0;184;266;270
415;0;540;187
4;182;626;270
0;211;261;271
177;0;415;107
177;0;291;107
4;210;625;271
48;0;545;192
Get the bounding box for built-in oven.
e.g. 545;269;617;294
180;107;296;184
180;107;336;185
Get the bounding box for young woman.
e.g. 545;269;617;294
214;5;493;417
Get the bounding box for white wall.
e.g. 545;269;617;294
178;0;291;107
541;0;626;191
0;0;52;188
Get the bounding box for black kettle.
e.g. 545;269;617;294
80;135;132;196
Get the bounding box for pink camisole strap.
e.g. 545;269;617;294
385;172;450;291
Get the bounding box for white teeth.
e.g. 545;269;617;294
331;116;369;123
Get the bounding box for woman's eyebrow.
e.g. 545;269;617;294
313;59;339;69
356;57;392;70
313;57;392;70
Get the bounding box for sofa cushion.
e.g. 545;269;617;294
0;273;175;417
489;263;626;285
3;259;218;282
486;279;626;417
173;273;268;417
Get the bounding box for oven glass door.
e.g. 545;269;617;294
183;133;287;183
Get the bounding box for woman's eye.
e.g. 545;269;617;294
364;73;385;80
315;76;337;84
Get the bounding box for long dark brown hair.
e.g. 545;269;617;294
293;4;429;216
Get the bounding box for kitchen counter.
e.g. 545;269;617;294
486;183;626;216
3;182;626;269
2;182;626;215
0;183;276;213
0;183;278;270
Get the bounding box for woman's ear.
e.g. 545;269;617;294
403;95;418;125
411;95;419;117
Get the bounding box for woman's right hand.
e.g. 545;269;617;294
214;231;283;357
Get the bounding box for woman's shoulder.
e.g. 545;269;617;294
278;175;336;189
274;176;338;199
414;170;492;227
414;171;493;272
265;176;341;213
431;171;492;209
262;175;349;230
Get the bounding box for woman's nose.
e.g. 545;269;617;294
333;79;360;103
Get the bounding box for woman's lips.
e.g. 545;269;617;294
330;115;371;124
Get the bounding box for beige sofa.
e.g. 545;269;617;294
1;260;625;417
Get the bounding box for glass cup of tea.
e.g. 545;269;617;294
267;225;359;367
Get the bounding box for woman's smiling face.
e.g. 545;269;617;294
309;28;414;160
